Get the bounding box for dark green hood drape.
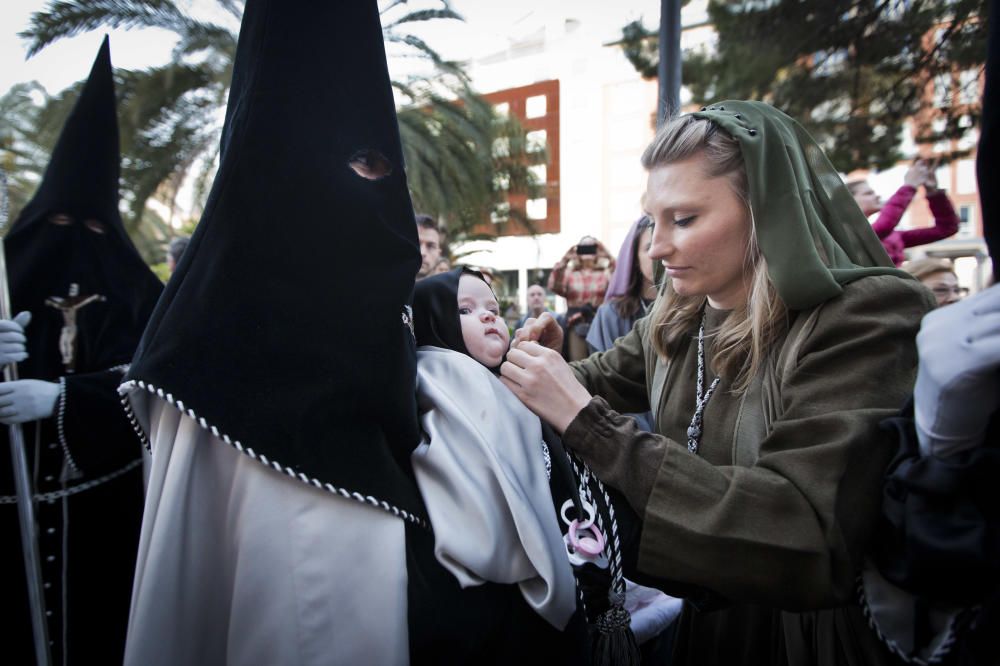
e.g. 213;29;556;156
691;101;911;311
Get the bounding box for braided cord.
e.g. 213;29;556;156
568;453;626;597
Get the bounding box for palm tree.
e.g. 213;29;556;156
8;0;534;261
0;81;51;218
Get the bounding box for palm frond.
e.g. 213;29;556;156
384;33;452;69
0;82;51;221
379;0;411;17
171;21;237;63
214;0;244;20
385;9;463;29
20;0;193;58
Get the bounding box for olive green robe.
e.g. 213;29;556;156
566;274;935;665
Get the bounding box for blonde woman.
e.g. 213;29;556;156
501;101;935;664
903;257;967;306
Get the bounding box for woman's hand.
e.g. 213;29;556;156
923;158;940;195
500;341;592;433
903;160;928;189
557;245;578;266
512;312;564;352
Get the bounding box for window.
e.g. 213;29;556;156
491;201;511;225
528;164;547;184
525;94;547;119
492;137;510;158
494;270;519;303
959;69;980;105
526;197;547;220
526;129;547;153
493;172;510;191
932;74;952;109
958;204;974;236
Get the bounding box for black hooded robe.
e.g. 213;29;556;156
1;37;162;665
119;2;588;664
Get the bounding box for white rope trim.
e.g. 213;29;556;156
56;376;81;473
0;458;142;504
117;379;429;529
119;389;151;453
855;575;976;665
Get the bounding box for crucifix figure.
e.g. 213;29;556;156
45;283;106;373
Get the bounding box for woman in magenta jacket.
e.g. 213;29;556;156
849;159;960;266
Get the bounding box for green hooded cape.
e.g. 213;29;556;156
691;101;911;311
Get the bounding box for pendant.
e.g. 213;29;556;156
44;283;106;373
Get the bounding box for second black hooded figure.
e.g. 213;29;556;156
0;37;162;665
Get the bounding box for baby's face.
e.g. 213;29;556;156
457;274;510;368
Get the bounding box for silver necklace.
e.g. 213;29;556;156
686;313;720;455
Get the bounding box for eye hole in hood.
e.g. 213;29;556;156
348;148;392;181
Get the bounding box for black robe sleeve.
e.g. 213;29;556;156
870;403;1000;665
874;403;1000;606
58;368;143;477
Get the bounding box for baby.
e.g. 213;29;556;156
413;268;691;661
410;268;578;627
411;268;653;666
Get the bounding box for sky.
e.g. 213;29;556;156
1;2;175;94
1;1;665;96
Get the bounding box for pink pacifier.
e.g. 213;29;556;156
567;519;605;557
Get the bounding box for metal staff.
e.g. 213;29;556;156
0;168;52;666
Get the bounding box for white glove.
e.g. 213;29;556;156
914;284;1000;457
0;379;60;424
0;312;31;366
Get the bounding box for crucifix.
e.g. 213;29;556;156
45;283;105;373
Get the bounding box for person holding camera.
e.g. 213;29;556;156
848;159;959;266
547;236;616;361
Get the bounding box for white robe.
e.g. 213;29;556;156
123;394;409;666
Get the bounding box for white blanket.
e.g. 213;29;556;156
412;347;577;630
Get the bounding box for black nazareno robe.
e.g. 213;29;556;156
1;37;162;665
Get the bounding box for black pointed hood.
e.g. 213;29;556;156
10;36;125;243
124;0;426;522
4;36;162;380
